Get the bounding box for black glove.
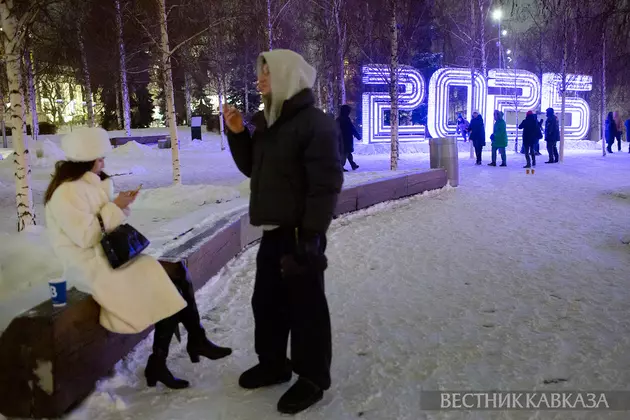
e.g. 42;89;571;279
280;230;328;277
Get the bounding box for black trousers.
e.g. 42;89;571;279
342;152;357;168
524;143;537;166
616;133;622;151
546;141;559;162
253;228;332;390
474;144;483;162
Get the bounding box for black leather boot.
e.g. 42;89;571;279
168;263;232;363
144;317;190;389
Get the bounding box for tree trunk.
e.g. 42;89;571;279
389;0;399;170
243;67;249;115
477;0;487;77
559;13;568;162
0;0;36;231
316;77;322;109
184;71;192;126
335;3;346;105
267;0;273;50
469;0;476;159
77;20;95;127
0;86;6;148
218;77;227;151
115;84;122;129
326;67;334;114
24;48;38;141
601;24;606;156
115;0;131;136
158;0;181;184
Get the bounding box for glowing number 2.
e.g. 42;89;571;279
486;69;541;141
361;65;426;144
541;73;592;141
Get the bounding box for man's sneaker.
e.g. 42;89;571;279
277;377;324;414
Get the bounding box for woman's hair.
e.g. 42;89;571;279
44;160;109;204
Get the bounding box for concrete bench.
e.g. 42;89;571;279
110;135;169;147
0;169;447;418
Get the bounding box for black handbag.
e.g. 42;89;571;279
97;214;150;269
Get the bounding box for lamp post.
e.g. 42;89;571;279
492;9;503;69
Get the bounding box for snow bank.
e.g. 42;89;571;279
32;140;66;167
111;141;159;159
0;226;61;298
132;184;241;213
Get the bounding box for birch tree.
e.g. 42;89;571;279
115;0;131;136
23;46;38;141
158;0;181;184
77;9;95;127
389;0;399;170
0;0;37;230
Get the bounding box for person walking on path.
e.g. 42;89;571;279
544;108;560;163
224;49;343;415
468;111;486;165
488;110;507;167
337;104;361;171
605;112;618;154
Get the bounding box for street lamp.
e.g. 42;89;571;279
493;9;503;68
502;29;508;36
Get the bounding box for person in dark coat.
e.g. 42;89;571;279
468;111;486;165
337;104;361;171
544;108;560;163
224;49;343;415
625;117;630;153
519;110;542;168
605;112;617;154
614;111;623;151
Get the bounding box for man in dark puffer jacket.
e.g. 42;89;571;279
224;49;343;415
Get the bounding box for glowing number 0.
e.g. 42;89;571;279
361;65;426;144
541;73;592;141
426;68;487;139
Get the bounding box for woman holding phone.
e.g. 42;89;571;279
44;127;231;390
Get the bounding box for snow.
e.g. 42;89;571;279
48;148;630;420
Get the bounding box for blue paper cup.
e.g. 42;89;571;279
49;279;67;307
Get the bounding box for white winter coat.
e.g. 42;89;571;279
45;172;186;334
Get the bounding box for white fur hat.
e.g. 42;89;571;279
61;127;112;162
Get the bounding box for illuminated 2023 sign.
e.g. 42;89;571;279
361;66;593;143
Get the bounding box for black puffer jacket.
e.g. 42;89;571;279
544;109;560;143
227;89;343;233
519;114;542;146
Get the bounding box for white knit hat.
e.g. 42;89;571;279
61;127;112;162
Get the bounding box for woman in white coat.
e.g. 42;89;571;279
44;127;231;389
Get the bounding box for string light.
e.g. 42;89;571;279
361;65;427;143
541;73;592;140
360;66;593;144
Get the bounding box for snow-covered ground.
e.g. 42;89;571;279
0;128;431;331
1;128;630;419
